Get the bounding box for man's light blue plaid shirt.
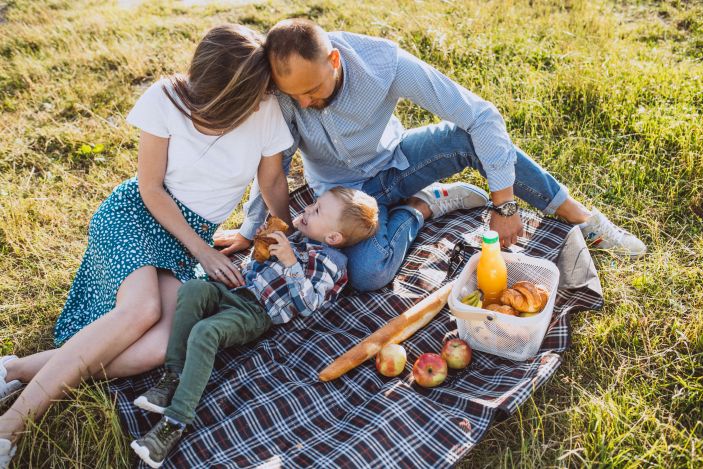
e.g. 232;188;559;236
241;31;517;239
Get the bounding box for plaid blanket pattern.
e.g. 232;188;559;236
109;186;604;468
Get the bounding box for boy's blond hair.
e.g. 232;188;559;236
327;187;379;247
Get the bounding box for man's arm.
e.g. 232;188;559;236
389;48;517;192
389;48;522;245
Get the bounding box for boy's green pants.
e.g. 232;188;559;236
163;279;272;425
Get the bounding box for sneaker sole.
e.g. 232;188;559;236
595;247;648;259
134;396;166;414
587;241;647;259
130;440;164;469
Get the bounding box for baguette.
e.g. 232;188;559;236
318;282;453;382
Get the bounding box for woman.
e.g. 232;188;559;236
0;24;293;466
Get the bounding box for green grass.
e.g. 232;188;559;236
1;0;701;467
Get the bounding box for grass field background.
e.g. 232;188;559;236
1;0;701;467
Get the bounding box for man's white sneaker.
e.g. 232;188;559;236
579;208;647;258
0;356;22;401
413;182;489;219
0;438;16;469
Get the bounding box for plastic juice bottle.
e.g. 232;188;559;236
476;230;507;305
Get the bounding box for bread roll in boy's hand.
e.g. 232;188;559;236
266;231;297;267
253;216;289;262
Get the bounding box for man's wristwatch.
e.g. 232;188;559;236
490;201;519;217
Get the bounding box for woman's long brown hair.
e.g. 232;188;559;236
163;24;271;133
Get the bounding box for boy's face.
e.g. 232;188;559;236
292;192;344;245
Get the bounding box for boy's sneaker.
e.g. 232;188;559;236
580;208;647;258
133;371;179;414
0;438;16;469
130;417;184;468
0;356;23;402
413;182;489;219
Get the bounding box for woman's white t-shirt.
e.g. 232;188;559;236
126;78;294;224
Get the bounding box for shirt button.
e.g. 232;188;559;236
178;260;185;268
200;223;209;232
333;139;338;144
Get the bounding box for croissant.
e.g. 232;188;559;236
252;216;289;263
485;303;518;316
499;281;549;313
535;284;549;307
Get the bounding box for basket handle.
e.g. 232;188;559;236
451;308;496;322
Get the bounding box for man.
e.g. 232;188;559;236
217;19;645;292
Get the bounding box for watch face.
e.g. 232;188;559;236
498;202;518;216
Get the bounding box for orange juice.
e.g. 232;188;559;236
476;230;507;305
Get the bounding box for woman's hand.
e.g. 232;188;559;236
196;246;244;288
267;231;297;268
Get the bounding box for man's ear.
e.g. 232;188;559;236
324;231;344;246
328;49;341;69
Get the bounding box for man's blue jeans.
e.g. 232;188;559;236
344;121;568;291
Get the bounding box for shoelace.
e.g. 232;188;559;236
435;196;467;215
155;421;181;444
594;217;628;244
155;374;179;393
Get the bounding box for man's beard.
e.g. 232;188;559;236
310;67;343;110
308;100;328;110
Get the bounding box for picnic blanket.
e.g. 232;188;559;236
109;185;604;468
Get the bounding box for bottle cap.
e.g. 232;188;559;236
483;230;499;244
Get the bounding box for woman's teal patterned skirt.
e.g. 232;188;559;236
53;178;218;346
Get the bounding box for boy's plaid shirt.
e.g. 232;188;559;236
241;232;348;324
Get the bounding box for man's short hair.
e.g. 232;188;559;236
327;187;379;247
265;19;331;75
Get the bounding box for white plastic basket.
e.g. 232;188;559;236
448;251;560;361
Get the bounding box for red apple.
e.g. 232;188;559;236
375;343;407;377
412;353;448;388
441;338;472;369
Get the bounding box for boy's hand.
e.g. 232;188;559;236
267;231;297;267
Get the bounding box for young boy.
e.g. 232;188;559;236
130;187;379;468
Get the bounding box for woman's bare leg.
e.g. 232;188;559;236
4;270;182;383
0;266;162;441
99;271;182;378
